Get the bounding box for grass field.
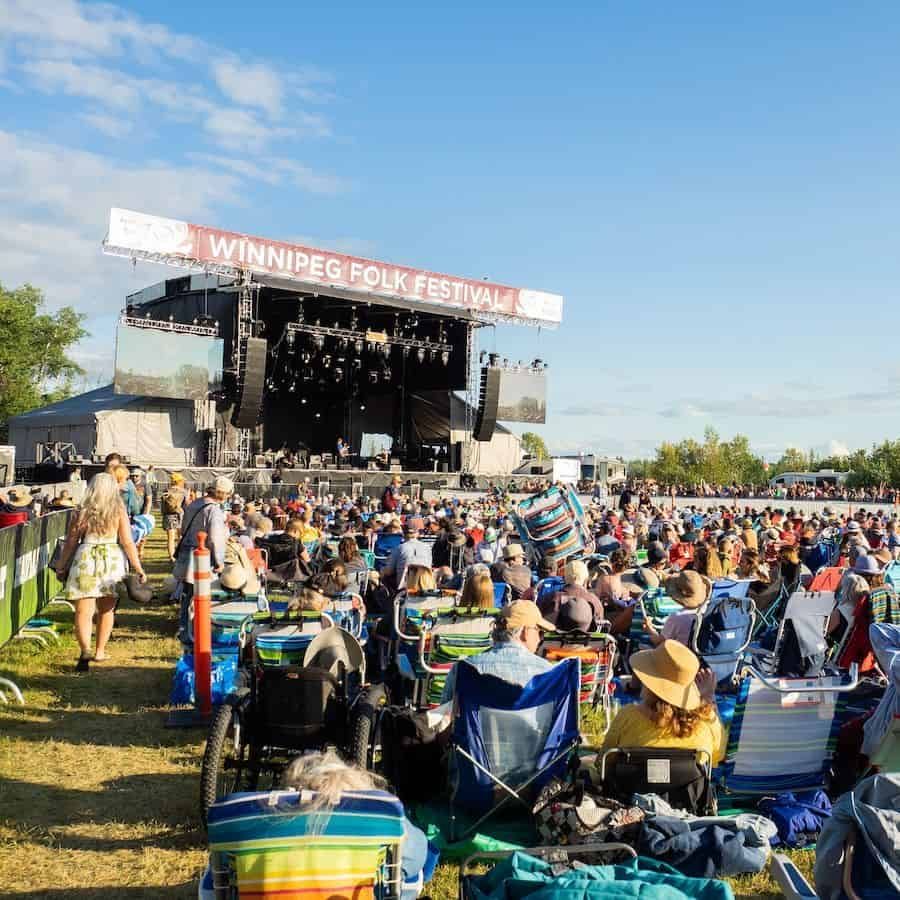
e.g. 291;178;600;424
0;530;812;897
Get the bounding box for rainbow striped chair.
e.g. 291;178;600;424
200;789;407;899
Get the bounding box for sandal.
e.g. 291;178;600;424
92;655;110;663
75;656;90;672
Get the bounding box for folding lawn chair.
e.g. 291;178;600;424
710;577;752;601
624;588;682;661
448;657;581;841
809;566;845;593
491;581;511;607
373;533;403;571
539;630;617;720
200;788;407;899
719;664;860;798
863;624;900;772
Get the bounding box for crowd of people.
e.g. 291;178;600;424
19;459;897;891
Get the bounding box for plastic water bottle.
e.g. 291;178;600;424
256;582;268;614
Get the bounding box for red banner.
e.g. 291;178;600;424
106;208;563;326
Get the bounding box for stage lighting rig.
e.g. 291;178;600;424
285;320;451;361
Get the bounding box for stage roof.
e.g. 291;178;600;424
104;208;563;328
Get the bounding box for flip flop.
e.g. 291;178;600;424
75;657;90;672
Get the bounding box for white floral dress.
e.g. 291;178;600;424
64;536;127;600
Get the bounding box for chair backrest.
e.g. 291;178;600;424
723;672;850;796
535;576;565;606
206;789;406;899
539;632;616;705
450;657;581;815
373;533;403;569
692;595;756;686
600;747;714;815
424;624;495;706
492;581;511;608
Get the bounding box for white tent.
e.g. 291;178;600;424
8;385;205;466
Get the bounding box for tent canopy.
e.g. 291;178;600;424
8;385;204;466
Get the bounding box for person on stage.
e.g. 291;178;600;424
336;436;350;460
382;475;402;513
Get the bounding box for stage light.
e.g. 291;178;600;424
402;346;410;358
441;350;450;365
380;343;391;358
266;378;276;390
169;314;174;322
352;359;362;369
354;339;363;354
359;404;366;411
417;348;425;363
314;334;325;350
334;368;344;382
429;349;436;362
301;351;311;364
322;354;332;367
302;367;314;381
315;412;321;419
288;380;297;393
368;369;379;384
383;365;392;380
301;397;307;405
286;330;295;349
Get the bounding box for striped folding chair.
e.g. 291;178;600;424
539;631;617;722
200;789;407;899
719;664;860;798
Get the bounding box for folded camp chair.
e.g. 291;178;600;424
598;747;715;815
539;630;617;721
448;657;581;841
691;594;756;688
200;788;407;900
719;664;860;798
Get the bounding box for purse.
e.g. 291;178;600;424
50;538;70;582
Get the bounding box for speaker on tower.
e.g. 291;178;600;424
473;365;501;441
231;337;268;429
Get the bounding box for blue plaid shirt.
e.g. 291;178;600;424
441;641;552;703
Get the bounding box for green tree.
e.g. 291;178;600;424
520;431;549;460
0;283;87;438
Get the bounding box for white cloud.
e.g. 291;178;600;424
80;110;133;139
189;154;345;195
213;59;283;119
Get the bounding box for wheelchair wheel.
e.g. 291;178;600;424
349;706;374;769
200;700;247;827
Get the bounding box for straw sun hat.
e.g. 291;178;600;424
663;570;712;610
630;639;702;711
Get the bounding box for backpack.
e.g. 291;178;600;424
378;705;444;805
161;489;182;515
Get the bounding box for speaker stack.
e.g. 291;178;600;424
231;337;268;428
473;365;501;441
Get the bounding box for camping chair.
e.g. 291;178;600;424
373;533;403;571
492;581;511;608
409;610;497;707
719;664;860;798
327;591;365;638
710;578;752;601
539;630;617;721
690;594;756;688
598;747;715;815
624;588;682;662
809;566;845;593
668;541;694;570
200;788;407;899
863;624;900;773
448;657;581;841
752;588;834;678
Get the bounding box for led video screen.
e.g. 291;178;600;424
114;324;224;401
497;370;547;424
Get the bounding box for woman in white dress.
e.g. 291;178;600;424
54;473;146;671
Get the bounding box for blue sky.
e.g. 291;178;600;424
2;1;899;460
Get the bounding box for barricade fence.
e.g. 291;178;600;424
0;510;74;650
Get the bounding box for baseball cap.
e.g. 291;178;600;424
556;597;594;633
499;600;555;632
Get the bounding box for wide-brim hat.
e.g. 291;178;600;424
218;563;261;595
503;543;525;560
6;487;31;507
664;570;711;609
630;640;702;711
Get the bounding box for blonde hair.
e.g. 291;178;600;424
642;687;716;740
405;564;436;593
112;465;130;486
460;572;494;610
282;749;386;811
78;473;123;536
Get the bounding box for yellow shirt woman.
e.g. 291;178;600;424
600;702;726;766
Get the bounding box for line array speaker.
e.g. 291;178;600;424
473;365;501;441
231;337;268;429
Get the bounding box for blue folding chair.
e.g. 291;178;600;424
373;533;403;572
491;581;511;608
448;657;581;841
690;594;756;688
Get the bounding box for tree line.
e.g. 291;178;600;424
627;427;900;489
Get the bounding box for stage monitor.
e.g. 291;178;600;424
496;369;547;423
114;324;224;401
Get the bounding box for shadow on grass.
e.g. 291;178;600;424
9;884;198;899
1;771;204;847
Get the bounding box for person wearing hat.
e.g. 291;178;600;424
599;640;724;765
381;519;432;591
173;475;234;639
440;600;555;703
0;486;35;520
623;541;669;596
490;542;532;600
644;570;711;648
161;472;187;561
475;526;500;564
740;518;758;551
381;475;403;514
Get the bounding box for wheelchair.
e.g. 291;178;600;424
199;609;381;825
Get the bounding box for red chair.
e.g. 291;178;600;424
668;541;694;570
0;511;28;529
